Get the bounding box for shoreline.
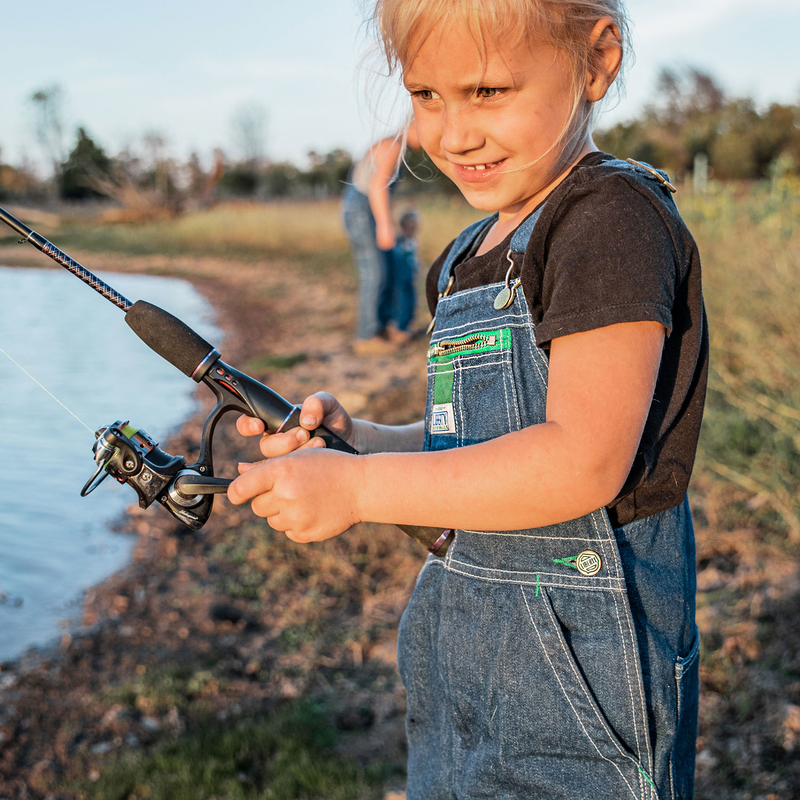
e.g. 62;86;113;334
0;259;220;672
0;245;429;798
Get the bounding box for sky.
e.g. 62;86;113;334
1;0;798;173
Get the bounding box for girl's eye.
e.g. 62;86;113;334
476;87;503;99
413;90;440;102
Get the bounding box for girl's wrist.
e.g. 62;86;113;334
350;418;373;454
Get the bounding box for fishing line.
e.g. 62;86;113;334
0;346;95;436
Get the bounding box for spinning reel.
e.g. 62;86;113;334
82;420;228;530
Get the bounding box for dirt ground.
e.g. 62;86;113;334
0;244;799;799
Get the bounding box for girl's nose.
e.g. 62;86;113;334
440;106;484;156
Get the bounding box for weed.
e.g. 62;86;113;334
78;699;392;800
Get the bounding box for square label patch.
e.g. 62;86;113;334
430;402;456;434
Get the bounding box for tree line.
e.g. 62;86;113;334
1;68;798;214
595;67;800;181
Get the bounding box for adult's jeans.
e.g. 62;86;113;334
342;184;391;340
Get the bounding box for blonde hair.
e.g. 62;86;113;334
370;0;630;164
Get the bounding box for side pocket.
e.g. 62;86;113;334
670;625;700;800
521;586;657;799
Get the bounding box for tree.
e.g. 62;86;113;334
60;127;112;200
29;85;68;180
230;103;268;170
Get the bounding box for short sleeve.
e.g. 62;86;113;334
532;176;677;347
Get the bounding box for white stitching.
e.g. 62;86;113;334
445;561;625;589
521;588;642;799
458;530;615;541
611;589;651;785
516;289;549;387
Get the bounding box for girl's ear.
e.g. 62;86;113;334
586;17;622;103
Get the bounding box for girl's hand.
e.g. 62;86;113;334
235;392;356;459
227;448;363;542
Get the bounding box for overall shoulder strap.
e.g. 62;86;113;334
509;205;546;254
507;157;676;255
437;214;497;294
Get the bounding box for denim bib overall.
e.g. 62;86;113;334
398;161;700;800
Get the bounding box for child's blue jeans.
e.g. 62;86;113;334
379;237;418;333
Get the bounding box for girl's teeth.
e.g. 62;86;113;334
465;162;498;171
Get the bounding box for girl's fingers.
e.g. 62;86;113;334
300;392;353;441
258;427;311;458
227;461;275;505
236;414;266;437
237;461;263;474
250;493;281;521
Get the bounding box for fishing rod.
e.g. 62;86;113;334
0;205;454;556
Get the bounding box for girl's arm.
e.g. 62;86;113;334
228;320;664;540
235;392;424;455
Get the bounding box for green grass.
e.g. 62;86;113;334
105;664;227;715
78;699;392;800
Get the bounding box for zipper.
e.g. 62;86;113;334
428;329;511;360
428;333;496;359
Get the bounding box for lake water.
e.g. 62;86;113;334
0;266;220;662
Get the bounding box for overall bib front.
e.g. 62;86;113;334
398;162;699;800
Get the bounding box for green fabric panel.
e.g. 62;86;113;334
434;362;454;406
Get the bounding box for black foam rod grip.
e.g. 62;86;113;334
126;300;215;378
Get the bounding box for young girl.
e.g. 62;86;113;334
229;1;707;797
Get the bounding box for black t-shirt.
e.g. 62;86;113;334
425;152;709;527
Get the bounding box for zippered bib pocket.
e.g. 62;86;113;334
425;327;520;449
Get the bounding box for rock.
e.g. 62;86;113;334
141;716;160;732
696;749;718;770
90;741;114;754
781;704;800;751
210;603;244;624
100;704;130;732
336;705;375;731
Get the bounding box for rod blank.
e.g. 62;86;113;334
0;204;132;311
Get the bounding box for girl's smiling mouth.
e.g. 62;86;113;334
452;159;506;182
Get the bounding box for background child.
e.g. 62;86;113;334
379;209;420;343
230;0;707;797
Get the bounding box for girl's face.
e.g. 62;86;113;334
404;25;588;220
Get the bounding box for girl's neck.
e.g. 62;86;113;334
476;137;597;256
